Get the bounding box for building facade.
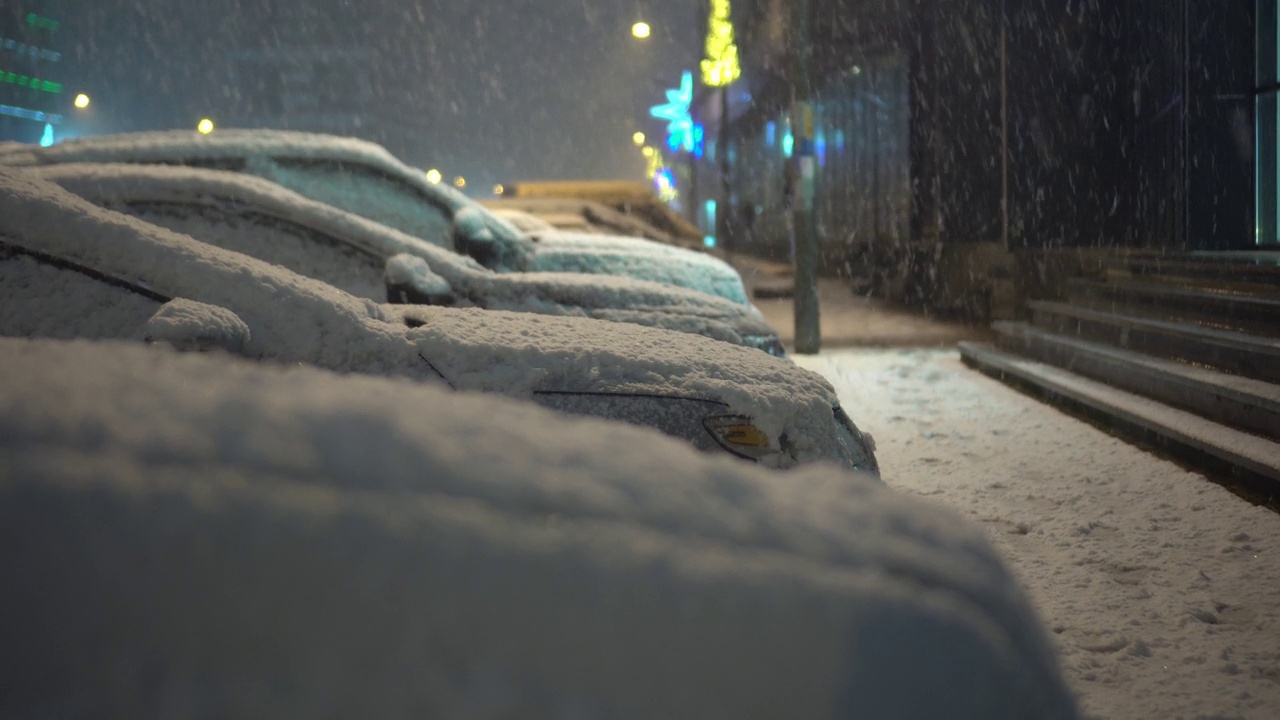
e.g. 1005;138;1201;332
228;3;375;137
1;0;64;144
693;0;1261;318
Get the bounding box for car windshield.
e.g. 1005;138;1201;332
6;3;1279;719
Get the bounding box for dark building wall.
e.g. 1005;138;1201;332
1127;0;1187;251
1003;0;1136;250
918;0;1253;252
1185;0;1254;250
702;0;1256;300
909;0;1003;245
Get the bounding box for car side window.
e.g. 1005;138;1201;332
0;244;163;341
261;158;457;251
116;200;387;302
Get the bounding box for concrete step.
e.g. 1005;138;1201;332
1108;254;1280;289
1027;300;1280;384
991;321;1280;441
958;341;1280;488
1066;278;1280;334
1102;268;1280;298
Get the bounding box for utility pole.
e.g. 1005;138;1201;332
790;0;820;354
716;86;732;253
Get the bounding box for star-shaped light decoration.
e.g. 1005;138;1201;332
649;71;695;153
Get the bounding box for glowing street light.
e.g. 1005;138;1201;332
632;131;646;146
425;168;443;184
453;176;467;189
73;93;90;109
631;22;651;39
197;118;215;134
493;184;505;196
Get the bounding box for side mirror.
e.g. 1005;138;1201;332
452;205;495;244
384;253;457;306
452;205;503;268
452;205;534;271
144;298;251;354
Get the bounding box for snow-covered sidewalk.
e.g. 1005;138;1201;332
797;347;1280;720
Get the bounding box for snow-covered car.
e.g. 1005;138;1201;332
0;167;873;472
488;206;562;233
483;195;689;246
0;337;1077;719
0;129;753;307
29;163;786;355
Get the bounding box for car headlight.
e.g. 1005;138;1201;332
703;414;781;461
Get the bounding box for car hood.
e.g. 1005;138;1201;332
449;268;778;348
390;305;842;466
525;230;749;305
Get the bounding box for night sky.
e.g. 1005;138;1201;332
57;0;702;192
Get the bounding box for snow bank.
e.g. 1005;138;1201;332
0;338;1078;719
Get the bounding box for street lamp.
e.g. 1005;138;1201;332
631;22;651;39
197;118;215;135
425;168;443;184
632;131;646;146
73;93;90;109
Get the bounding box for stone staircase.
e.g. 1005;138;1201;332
959;252;1280;496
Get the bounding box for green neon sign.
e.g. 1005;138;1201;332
26;13;60;32
1;71;62;93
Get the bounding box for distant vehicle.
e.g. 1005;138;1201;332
483;196;688;247
30;162;784;355
0;167;876;473
0;338;1075;720
486;206;561;233
0;130;751;307
497;179;707;247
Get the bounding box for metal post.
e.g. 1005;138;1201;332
791;0;821;354
716;86;732;253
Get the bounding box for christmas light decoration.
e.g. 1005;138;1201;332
701;0;741;88
649;71;696;152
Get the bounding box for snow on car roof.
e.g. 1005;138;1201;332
0;167;837;456
529;230;750;305
0;127;477;210
0;337;1077;719
32;162;769;335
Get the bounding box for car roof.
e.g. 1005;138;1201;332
1;127;475;211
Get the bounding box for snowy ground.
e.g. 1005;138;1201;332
795;347;1280;720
